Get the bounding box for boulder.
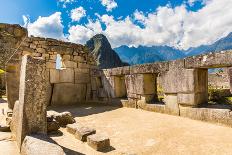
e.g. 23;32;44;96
54;112;76;127
47;121;60;133
21;135;65;155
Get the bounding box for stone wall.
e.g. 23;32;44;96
102;50;232;117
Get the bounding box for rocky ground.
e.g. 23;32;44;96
1;103;232;154
49;105;232;155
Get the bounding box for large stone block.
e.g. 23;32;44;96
228;67;232;93
164;94;179;115
62;61;77;68
21;135;65;155
87;134;110;151
51;83;86;105
49;69;59;83
185;50;232;69
74;126;96;142
75;72;90;84
178;93;208;106
59;68;74;83
5;63;20;109
13;55;48;149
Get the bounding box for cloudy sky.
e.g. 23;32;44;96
0;0;232;49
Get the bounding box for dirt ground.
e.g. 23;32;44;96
49;105;232;155
1;102;232;155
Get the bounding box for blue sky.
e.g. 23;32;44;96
0;0;231;49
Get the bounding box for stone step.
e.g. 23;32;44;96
66;124;96;142
87;134;110;151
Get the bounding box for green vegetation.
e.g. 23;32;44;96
0;69;4;74
208;85;232;105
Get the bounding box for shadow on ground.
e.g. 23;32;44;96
48;103;120;117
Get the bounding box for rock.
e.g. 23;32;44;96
21;135;65;155
74;126;96;142
66;124;79;135
0;123;10;132
87;134;110;151
47;121;60;133
54;112;76;127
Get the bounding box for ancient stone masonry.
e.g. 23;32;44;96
102;50;232;127
2;23;232;153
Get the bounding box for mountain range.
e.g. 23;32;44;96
114;32;232;65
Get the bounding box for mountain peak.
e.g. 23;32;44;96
86;34;129;69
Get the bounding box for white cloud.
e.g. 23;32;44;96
68;19;103;44
100;0;118;12
68;0;232;49
70;7;86;22
58;0;76;8
23;12;65;40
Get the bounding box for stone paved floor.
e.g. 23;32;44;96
49;105;232;155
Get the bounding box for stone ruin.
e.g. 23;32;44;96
1;23;232;154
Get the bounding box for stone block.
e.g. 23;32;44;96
51;83;86;105
21;135;65;155
46;62;56;69
114;76;127;98
78;63;90;69
75;72;90;84
75;126;96;142
185;50;232;69
47;121;60;133
177;93;208;106
135;74;156;95
74;56;85;62
5;63;20;109
87;134;110;151
75;68;89;74
62;55;71;60
36;48;46;53
67;124;79;135
54;112;75;127
14;55;48;149
50;69;60;83
164;94;179;115
59;68;74;83
63;61;77;68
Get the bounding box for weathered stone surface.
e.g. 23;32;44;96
67;124;79;135
227;67;232;93
63;61;77;68
74;72;90;84
130;62;169;74
21;135;65;155
59;69;74;83
47;121;60;133
51;83;86;105
13;55;48;149
164;94;179;115
75;126;96;142
179;105;232;127
50;69;60;83
5;63;20;109
87;134;110;151
113;76;127;98
185;50;232;69
0;123;10;132
53;112;75;127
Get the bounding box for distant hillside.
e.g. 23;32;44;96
186;32;232;56
114;45;185;65
86;34;129;69
114;32;232;65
